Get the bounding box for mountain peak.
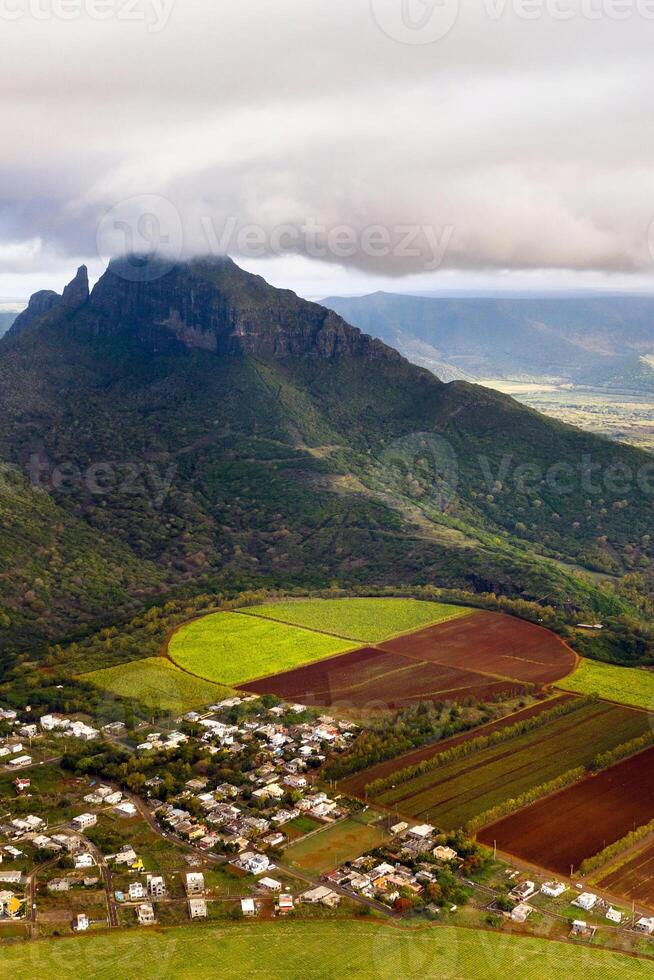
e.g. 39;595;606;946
81;254;402;362
61;264;89;310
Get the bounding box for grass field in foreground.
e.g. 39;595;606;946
247;597;472;642
83;657;229;713
1;922;650;978
283;814;388;874
168;611;356;686
375;701;649;829
558;658;654;711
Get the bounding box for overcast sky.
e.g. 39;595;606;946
2;0;654;302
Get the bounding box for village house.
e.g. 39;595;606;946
137;903;156;925
277;894;294;915
185;872;205;896
541;882;566;899
432;846;458;863
72;813;97;832
241;898;257;917
74;853;95;870
129;882;146;901
147;875;166;898
259;877;282;892
300;885;340;909
573;892;598;912
188;898;208;919
0;891;21;918
48;878;70;893
511;903;533;923
635;917;654;935
74;913;89;932
510;880;537;902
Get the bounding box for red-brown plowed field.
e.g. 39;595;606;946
339;694;578;798
598;840;654;910
478;745;654;875
241;646;514;710
378;611;576;685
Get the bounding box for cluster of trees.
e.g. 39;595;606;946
579;817;654;876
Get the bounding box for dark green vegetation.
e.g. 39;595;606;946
1;258;654;661
371;700;649;829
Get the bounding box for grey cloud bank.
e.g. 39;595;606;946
2;1;654;295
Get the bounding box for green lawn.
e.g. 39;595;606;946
558;658;654;712
376;701;649;829
284;815;388;874
246;597;472;642
168;611;357;685
1;921;651;978
83;657;229;713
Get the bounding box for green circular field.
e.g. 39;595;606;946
167;597;471;687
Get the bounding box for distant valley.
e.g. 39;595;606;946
323;292;654;450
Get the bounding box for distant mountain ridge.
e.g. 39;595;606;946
0;310;17;338
1;257;653;653
322;292;654;389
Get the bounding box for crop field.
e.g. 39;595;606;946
558;658;654;711
479;745;654;875
339;694;577;798
597;839;654;909
283;814;388;874
167;611;356;685
377;611;576;686
83;657;230;713
242;610;576;708
242;644;512;708
2;921;651;979
246;597;473;642
373;701;649;830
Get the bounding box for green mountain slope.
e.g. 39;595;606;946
0;257;652;653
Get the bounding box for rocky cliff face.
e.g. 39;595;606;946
78;255;402;361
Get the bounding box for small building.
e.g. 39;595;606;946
185;872;205;896
407;824;434;840
571;920;596;939
510;881;536;902
573;892;598;912
634;917;654;935
433;846;458;863
74;913;89;932
188;898;208;919
74;853;95;870
300;885;340;909
606;907;622;924
8;755;32;769
390;821;409;836
541;881;566;899
241;898;257;917
277;894;294;915
0;891;21;918
259;877;282;892
511;903;532;923
72;813;97;832
48;878;70;893
147;874;166;898
137;903;156;925
128;882;145;901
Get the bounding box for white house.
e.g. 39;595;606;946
74;913;89;931
541;882;566;899
128;882;145;901
185;872;205;896
147;874;166;898
241;898;257;916
74;853;95;870
137;903;155;925
72;813;97;832
573;892;598;912
188;898;208;919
